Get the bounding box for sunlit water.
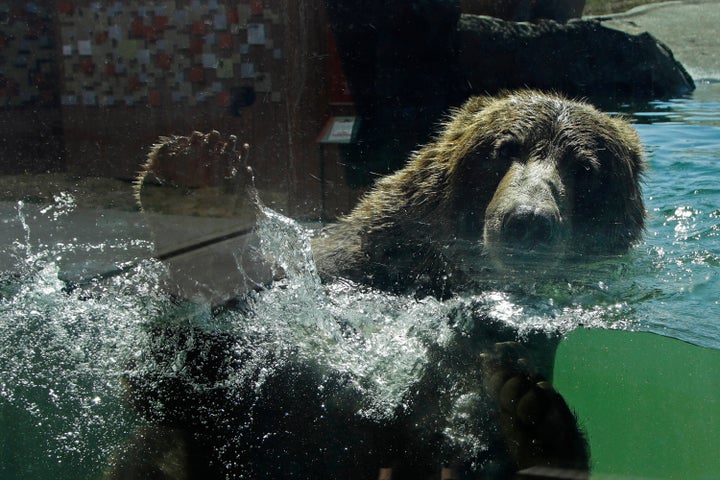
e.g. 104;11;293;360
1;83;719;478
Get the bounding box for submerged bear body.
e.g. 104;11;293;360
122;91;646;479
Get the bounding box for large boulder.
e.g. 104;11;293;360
460;0;586;23
458;15;695;101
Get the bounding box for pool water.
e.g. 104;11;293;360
629;82;720;348
1;82;719;479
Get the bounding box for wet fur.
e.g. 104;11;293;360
313;91;645;293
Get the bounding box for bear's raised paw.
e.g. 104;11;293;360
136;130;250;191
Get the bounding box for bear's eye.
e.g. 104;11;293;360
494;139;522;161
572;157;602;196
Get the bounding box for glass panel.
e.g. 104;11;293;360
1;1;718;479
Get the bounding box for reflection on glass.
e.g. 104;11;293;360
1;2;719;479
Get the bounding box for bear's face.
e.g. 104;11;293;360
447;92;646;271
320;91;645;291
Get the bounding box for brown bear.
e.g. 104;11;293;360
137;90;644;298
122;90;645;479
311;90;645;296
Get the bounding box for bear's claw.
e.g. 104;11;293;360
482;342;589;474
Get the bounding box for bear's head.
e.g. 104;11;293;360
438;91;646;271
324;91;645;291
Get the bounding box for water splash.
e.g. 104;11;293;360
255;203;321;288
39;192;77;221
0;195;652;478
220;203;637;422
0;260;167;473
0;200;163;477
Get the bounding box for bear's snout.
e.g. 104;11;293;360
482;160;570;271
500;205;559;249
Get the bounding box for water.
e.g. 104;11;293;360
630;81;720;348
1;82;719;479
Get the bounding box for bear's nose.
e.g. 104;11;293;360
500;205;557;249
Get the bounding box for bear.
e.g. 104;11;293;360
136;91;645;299
116;90;645;479
310;91;645;296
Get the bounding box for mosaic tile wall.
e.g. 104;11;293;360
0;2;59;108
0;1;346;214
58;0;284;108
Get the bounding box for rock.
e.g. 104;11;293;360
460;0;586;23
458;15;695;100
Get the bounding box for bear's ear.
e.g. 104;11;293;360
439;95;498;144
612;117;647;177
460;95;498;114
